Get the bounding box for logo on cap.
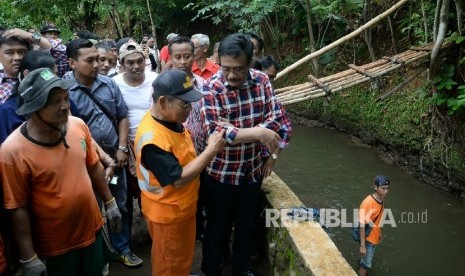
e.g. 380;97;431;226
40;69;54;81
183;76;193;89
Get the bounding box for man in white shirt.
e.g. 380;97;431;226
113;41;158;143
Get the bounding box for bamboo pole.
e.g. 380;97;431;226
274;0;409;81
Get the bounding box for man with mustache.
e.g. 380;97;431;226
0;68;121;275
201;33;292;276
65;39;141;268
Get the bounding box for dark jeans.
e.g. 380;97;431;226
107;167;133;254
201;174;263;276
196;170;207;240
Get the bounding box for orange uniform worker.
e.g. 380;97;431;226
134;68;225;276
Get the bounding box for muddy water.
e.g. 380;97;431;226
274;124;465;276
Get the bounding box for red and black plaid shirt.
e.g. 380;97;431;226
0;70;18;104
201;69;292;185
48;39;70;78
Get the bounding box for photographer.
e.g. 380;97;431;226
140;35;158;72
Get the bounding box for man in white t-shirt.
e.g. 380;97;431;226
113;41;158;143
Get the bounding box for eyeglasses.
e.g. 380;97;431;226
194;45;205;50
221;66;248;75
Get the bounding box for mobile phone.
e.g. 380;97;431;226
109;176;118;185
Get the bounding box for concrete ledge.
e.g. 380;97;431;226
263;173;356;276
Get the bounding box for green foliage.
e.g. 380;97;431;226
187;0;281;33
430;33;465;115
398;0;436;44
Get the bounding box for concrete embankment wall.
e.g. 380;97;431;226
264;173;356;276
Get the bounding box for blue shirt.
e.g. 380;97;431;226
68;73;128;155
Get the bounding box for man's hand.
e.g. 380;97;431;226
359;245;367;258
262;157;276;178
115;150;129;168
258;128;281;153
21;255;46;276
104;198;122;234
2;28;33;41
206;129;226;155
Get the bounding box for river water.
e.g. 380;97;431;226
274;124;465;276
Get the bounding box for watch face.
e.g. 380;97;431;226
32;32;41;40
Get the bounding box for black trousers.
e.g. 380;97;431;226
201;174;263;276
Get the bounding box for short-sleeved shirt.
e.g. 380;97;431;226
160;45;170;63
358;195;384;245
1;116;104;257
113;71;157;142
67;73;128;155
192;59;219;80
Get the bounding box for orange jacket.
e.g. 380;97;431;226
135;112;199;224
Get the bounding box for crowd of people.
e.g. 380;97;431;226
0;23;292;276
0;22;389;276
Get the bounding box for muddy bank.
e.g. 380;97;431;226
289;113;465;202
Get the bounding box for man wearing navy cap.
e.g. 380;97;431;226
357;175;391;276
134;68;225;275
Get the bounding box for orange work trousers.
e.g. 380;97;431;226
145;215;196;276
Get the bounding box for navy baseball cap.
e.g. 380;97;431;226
374;175;390;186
152;69;204;102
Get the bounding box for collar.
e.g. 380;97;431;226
152;115;184;133
0;70;18;83
69;72;109;91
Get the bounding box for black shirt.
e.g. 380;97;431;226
141;116;184;187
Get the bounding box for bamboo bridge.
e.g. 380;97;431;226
275;42;445;106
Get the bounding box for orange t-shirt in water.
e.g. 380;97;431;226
358;195;384;245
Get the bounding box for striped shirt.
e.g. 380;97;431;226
201;69;292;185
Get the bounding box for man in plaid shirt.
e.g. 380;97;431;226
201;33;292;276
0;26;69;105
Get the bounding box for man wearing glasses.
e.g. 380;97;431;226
191;34;219;80
200;33;292;276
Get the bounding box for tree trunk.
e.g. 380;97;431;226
455;0;464;35
301;0;320;77
430;0;451;77
433;0;442;40
145;0;160;72
363;0;376;61
108;11;122;38
387;15;397;54
111;1;125;38
421;0;429;42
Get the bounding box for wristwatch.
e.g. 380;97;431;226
271;153;278;160
118;145;129;153
31;32;41;45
